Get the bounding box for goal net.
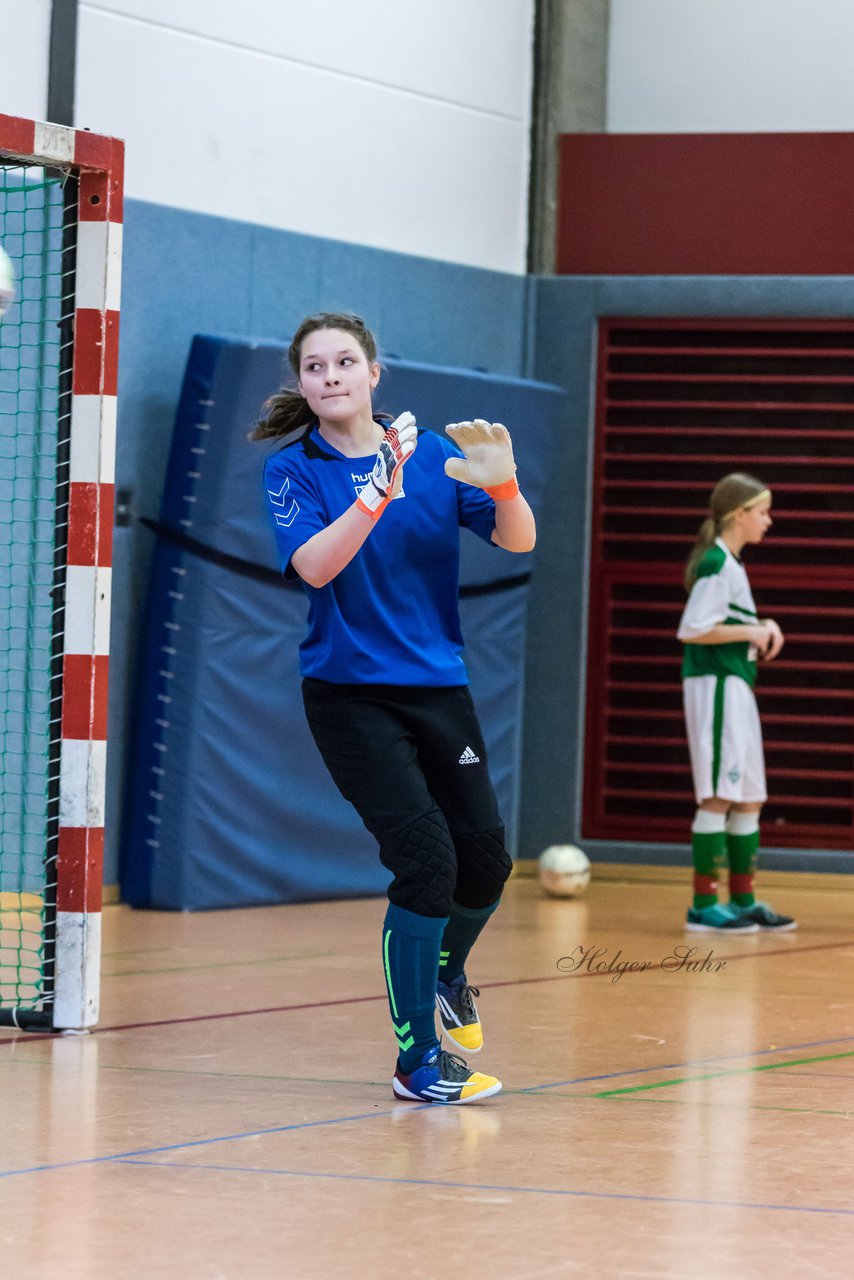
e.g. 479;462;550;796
0;116;122;1031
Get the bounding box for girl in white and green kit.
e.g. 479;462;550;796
677;473;797;933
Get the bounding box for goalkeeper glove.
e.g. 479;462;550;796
444;420;519;500
356;412;418;519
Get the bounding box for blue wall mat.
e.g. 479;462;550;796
122;334;566;909
121;546;378;909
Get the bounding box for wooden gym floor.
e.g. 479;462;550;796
1;866;853;1279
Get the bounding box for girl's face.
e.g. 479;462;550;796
297;327;379;424
736;497;773;544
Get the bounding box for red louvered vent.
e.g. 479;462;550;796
584;319;854;851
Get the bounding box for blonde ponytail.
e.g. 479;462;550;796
684;516;718;590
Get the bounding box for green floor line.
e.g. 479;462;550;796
596;1049;854;1097
590;1092;852;1119
500;1085;853;1118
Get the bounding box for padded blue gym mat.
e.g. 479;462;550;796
121;335;566;910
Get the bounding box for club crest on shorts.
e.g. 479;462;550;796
458;745;480;765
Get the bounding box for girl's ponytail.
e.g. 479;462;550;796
250;388;314;442
684;516;718;590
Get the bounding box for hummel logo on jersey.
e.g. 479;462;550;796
459;746;480;765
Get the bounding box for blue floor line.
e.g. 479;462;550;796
0;1106;421;1180
114;1158;854;1217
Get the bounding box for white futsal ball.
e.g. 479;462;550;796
0;245;14;315
538;845;591;898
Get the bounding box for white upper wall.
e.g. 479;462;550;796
75;0;534;273
1;0;51;123
608;0;854;132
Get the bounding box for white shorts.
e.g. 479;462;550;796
683;675;766;805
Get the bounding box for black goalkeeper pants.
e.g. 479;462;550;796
301;679;513;918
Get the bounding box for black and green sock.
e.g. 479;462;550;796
438;898;501;985
382;903;447;1074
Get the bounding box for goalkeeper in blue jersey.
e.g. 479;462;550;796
255;312;536;1104
677;472;796;934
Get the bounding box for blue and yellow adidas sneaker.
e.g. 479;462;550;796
392;1046;501;1104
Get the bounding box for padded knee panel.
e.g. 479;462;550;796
452;828;512;909
380;809;457;918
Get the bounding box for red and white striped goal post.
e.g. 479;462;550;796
0;115;123;1030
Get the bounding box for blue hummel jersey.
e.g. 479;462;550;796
262;424;497;685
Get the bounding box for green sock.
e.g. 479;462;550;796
438;898;500;985
727;829;759;907
692;829;726;910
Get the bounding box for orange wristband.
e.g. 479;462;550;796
355;492;389;521
484;475;520;502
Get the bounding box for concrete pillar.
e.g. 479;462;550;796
528;0;611;274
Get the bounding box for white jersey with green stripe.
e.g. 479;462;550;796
677;539;759;687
